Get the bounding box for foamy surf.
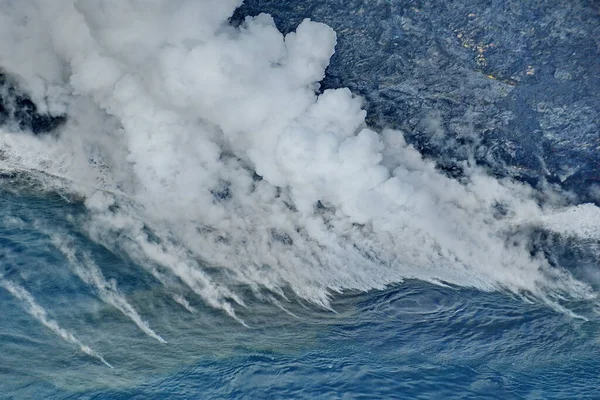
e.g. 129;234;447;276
0;0;598;326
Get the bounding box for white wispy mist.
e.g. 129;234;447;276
0;277;112;367
0;0;598;321
50;233;168;343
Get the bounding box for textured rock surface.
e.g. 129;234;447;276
233;0;600;201
0;72;66;134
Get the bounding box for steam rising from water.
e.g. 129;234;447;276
0;277;113;368
51;233;168;343
0;0;599;332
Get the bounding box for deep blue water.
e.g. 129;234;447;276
1;188;599;399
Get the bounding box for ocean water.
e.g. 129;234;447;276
1;1;600;399
1;185;599;398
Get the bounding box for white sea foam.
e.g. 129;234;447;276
539;204;600;240
0;1;598;320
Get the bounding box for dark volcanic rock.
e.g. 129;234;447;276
0;72;66;134
233;0;600;201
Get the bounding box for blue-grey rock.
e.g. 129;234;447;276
0;72;66;134
232;0;600;201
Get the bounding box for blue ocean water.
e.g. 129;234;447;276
1;0;600;398
1;187;599;399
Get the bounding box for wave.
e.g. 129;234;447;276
0;0;599;327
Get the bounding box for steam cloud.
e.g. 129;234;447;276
0;0;599;321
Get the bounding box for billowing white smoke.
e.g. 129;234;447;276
0;0;598;320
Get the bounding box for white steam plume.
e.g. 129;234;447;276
0;277;112;368
50;234;168;343
0;0;598;319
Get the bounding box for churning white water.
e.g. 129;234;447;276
0;0;599;340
